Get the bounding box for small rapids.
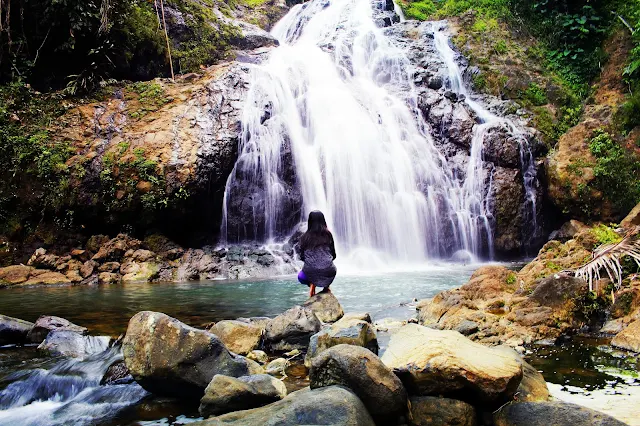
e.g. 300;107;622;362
0;346;147;426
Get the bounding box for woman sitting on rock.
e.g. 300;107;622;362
297;210;337;297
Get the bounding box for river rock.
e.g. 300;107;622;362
98;272;121;284
310;345;407;424
120;260;160;282
246;350;269;364
101;359;134;385
494;346;550;402
380;324;522;405
305;317;378;367
209;320;263;355
265;357;289;376
195;386;375;426
37;330;111;358
264;306;321;352
0;265;34;286
199;374;287;417
92;234;141;263
528;274;588;308
493;401;627;426
409;396;476;426
27;248;59;269
301;292;344;323
23;271;71;286
122;311;262;398
0;314;34;346
27;315;88;344
548;220;590;242
611;320;640;353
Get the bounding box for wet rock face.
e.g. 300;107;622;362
493;401;627;426
264;306;322;352
101;360;134;386
37;331;111;358
305;318;379;367
409;396;476;426
199;374;287;417
380;324;523;406
198;386;376;426
27;316;88;344
309;345;407;425
122;311;262;398
0;314;34;346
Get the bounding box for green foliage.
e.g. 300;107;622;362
616;91;640;132
494;39;508;55
591;223;623;246
523;83;548;106
588;129;640;213
532;104;583;146
506;272;517;285
403;0;437;20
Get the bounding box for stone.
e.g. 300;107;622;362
0;314;34;346
86;235;110;253
70;249;90;262
120;261;160;282
92;234;140;262
23;271;71;286
199;374;287;417
310;345;407;424
37;330;111;358
529;274;588;308
209;320;263;355
380;324;523;405
66;269;83;283
305;317;378;367
122;311;262;398
620;201;640;229
98;272;121;284
80;260;98;278
548;220;590;242
409;396;476;426
265;358;288;376
27;248;59;269
0;265;34;286
493;401;627;426
301;292;345;323
27;315;88;344
194;386;375;426
98;262;121;272
246;350;268;364
611;320;640;353
264;306;321;352
494;346;550;402
101;359;134;385
341;312;373;323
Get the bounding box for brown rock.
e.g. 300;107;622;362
0;265;34;286
305;317;378;367
494;346;550;402
611;320;640;353
620;202;640;229
70;249;90;262
27;248;59;270
136;181;153;193
80;260;98;278
66;269;84;283
86;235;110;253
23;271;71;286
98;272;121;284
380;324;523;405
493;401;626;426
409;396;476;426
209;320;264;355
301;292;344;323
27;315;88;344
98;262;121;272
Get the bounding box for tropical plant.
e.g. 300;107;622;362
574;227;640;292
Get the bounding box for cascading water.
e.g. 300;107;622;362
222;0;499;263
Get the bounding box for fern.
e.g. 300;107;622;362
574;227;640;291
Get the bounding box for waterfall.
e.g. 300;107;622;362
221;0;539;263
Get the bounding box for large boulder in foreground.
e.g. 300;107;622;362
37;330;111;358
310;345;407;425
122;311;262;398
611;320;640;353
380;324;522;405
0;314;34;346
194;386;375;426
305;317;378;367
409;396;476;426
302;292;345;323
493;401;626;426
26;315;88;344
209;320;264;355
264;306;321;352
199;374;287;417
494;346;550;402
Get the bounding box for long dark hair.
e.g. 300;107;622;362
299;210;333;250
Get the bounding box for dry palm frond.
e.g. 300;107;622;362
99;0;111;34
574;228;640;291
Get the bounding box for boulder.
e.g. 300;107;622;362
194;386;375;426
27;315;88;344
265;357;289;376
611;320;640;353
301;292;344;323
27;248;59;269
92;234;140;262
86;235;111;253
199;374;287;417
37;330;111;358
548;220;590;242
23;271;71;286
264;306;321;352
409;396;476;426
122;311;262;398
305;317;378;366
493;401;627;426
0;265;34;286
494;346;550;402
246;350;268;364
80;260;98;278
98;272;121;284
341;312;373;323
120;261;160;282
209;320;263;355
310;345;407;425
101;359;134;385
620;202;640;229
528;274;587;308
380;324;523;405
0;314;34;346
98;262;121;272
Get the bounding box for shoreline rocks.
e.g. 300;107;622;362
0;314;34;346
264;306;321;352
27;315;88;344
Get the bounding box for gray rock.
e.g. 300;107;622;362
37;330;110;358
301;292;345;323
0;314;34;346
195;386;375;426
122;311;263;398
101;359;134;385
27;315;88;344
305;317;379;366
409;396;476;426
264;306;321;352
493;401;627;426
199;374;287;417
310;345;407;425
611;320;640;353
265;357;289;376
530;274;588;308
